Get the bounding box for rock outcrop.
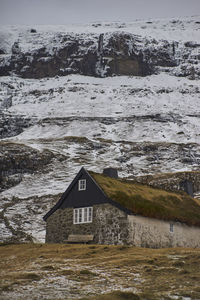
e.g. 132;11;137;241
0;142;54;191
0;112;35;139
132;171;200;195
1;30;198;79
0;33;152;78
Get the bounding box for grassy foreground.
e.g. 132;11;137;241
0;244;200;299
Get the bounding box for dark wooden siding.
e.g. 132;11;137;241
43;167;132;221
60;170;108;209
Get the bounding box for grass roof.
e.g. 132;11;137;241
89;171;200;227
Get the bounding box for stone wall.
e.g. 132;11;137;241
127;215;200;248
94;204;128;244
46;202;200;247
45;203;128;244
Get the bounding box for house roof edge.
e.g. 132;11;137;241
43;167;88;221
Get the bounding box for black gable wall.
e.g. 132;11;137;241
45;168;129;244
60;170;108;209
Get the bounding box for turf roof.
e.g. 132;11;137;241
89;171;200;227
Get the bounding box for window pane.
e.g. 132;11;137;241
79;208;82;223
88;207;93;222
79;179;86;191
84;208;87;222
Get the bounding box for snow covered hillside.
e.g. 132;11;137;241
0;16;200;243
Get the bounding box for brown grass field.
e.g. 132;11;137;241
0;244;200;299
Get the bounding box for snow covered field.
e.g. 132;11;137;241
1;73;199;143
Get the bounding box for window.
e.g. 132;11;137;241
170;223;174;233
73;207;93;224
78;179;86;191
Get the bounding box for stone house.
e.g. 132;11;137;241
43;167;200;248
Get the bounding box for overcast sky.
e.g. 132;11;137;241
0;0;199;25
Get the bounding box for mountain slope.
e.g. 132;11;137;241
0;16;200;242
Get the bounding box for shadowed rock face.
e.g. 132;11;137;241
0;112;35;139
0;142;54;191
106;56;147;76
1;19;200;79
0;32;164;79
100;33;152;76
1;28;198;79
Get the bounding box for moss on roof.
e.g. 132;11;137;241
89;171;200;227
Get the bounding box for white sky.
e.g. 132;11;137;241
0;0;199;25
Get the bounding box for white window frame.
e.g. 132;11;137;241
73;207;93;224
78;179;86;191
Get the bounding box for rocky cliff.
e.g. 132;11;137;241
0;20;200;79
0;142;55;192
